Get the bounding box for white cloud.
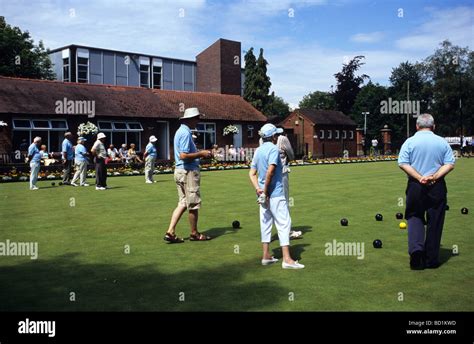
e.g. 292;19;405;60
351;32;385;43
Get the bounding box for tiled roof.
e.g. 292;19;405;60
295;108;356;126
0;76;266;122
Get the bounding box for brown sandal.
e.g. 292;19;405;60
164;232;184;244
189;232;211;241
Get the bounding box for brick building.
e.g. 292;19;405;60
0;76;266;162
280;109;357;158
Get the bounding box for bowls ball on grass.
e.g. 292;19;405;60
375;213;383;221
373;239;383;249
232;220;240;229
396;212;403;220
461;207;469;215
340;218;348;226
399;222;407;230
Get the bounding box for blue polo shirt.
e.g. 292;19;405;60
145;143;157;158
75;143;87;163
398;130;455;177
28;143;41;163
174;124;199;170
251;142;284;198
62;138;74;160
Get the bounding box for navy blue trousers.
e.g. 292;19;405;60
405;178;447;266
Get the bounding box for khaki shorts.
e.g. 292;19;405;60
174;169;201;210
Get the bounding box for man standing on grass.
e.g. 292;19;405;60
61;132;74;185
91;132;108;191
163;108;212;243
144;135;158;184
398;114;455;270
71;137;89;187
27;136;42;190
249;124;304;269
277;129;302;239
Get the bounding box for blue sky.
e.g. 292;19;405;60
1;0;473;107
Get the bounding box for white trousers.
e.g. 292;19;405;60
145;156;156;182
260;195;291;247
30;162;40;188
72;161;88;185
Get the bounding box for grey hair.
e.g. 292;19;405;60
416;113;435;129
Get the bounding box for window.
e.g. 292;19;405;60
349;131;354;139
140;57;150;88
319;130;324;139
196;123;216;149
12;118;69;153
328;130;332;139
335;130;340;139
13;119;32;129
62;49;70;82
77;48;89;83
97;121;144;151
343;130;347;139
152;59;162;89
247;125;254;138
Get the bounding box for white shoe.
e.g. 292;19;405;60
282;261;305;269
81;183;89;187
145;180;153;184
290;230;303;239
96;186;106;190
261;257;279;266
30;186;39;190
71;182;78;187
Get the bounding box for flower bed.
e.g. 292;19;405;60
0;156;398;182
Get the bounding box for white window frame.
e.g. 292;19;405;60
328;130;332;139
77;48;89;83
97;120;144;150
140;56;150;88
335;130;340;139
152;58;163;89
12;118;69;153
62;49;70;82
343;130;347;139
196;122;216;149
349;131;354;139
319;130;324;139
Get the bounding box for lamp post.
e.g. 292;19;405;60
362;112;370;136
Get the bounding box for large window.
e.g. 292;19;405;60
12;119;68;153
140;57;150;88
152;59;162;89
196;123;216;149
62;49;70;82
77;48;89;83
97;121;144;151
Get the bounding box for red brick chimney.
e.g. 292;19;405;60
196;38;241;95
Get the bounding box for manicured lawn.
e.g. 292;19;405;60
0;159;472;311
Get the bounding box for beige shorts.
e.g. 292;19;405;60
174;169;201;210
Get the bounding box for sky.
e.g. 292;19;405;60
1;0;473;108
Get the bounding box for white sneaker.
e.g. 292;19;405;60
261;257;279;266
30;186;39;190
71;182;78;187
282;261;305;269
96;186;106;190
145;180;153;184
81;183;89;187
290;230;303;239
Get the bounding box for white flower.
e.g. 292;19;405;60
223;125;239;136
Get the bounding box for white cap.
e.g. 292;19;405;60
33;136;42;143
149;135;158;143
97;132;106;139
180;107;204;120
259;124;284;138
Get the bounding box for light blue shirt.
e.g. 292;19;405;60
251;142;284;198
174;124;199;170
28;143;41;163
145;143;157;158
62;138;74;160
75;143;87;163
398;131;455;177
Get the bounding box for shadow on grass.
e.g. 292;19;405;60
202;226;239;239
271;225;313;242
0;253;286;311
439;247;454;266
272;243;311;261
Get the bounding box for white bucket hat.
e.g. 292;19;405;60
180;107;204;120
149;135;158;143
97;132;106;139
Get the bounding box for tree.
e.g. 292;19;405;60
333;56;369;115
243;47;271;114
265;92;290;118
299;91;336;110
0;16;55;79
423;40;473;137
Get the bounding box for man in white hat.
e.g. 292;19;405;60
144;135;158;183
27;136;42;190
71;136;90;187
249;123;304;269
164;107;212;243
91;132;108;190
